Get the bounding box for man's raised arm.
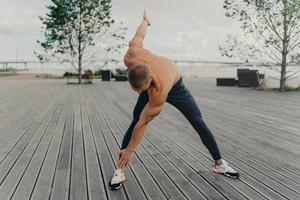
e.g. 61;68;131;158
129;10;151;48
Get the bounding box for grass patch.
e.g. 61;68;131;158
284;85;300;92
258;85;300;92
258;81;300;92
0;72;17;77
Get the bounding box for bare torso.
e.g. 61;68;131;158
124;47;181;96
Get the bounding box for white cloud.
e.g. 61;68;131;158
0;0;48;60
111;0;241;60
0;0;240;61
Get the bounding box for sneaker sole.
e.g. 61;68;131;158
108;178;127;191
224;172;240;179
211;167;240;179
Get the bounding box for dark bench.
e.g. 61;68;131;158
216;68;265;87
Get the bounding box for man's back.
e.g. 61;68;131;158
124;47;181;93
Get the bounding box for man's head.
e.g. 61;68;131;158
128;64;151;93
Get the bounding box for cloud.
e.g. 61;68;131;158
0;0;240;61
0;0;45;35
112;0;241;60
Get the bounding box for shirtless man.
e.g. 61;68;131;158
109;10;239;190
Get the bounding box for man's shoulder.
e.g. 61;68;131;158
147;86;168;105
124;48;139;63
124;47;140;59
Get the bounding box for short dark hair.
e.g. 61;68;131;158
128;64;150;89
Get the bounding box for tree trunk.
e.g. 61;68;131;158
280;0;288;92
78;5;82;84
279;62;287;92
78;55;82;84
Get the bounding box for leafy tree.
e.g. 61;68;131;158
36;0;126;83
219;0;300;91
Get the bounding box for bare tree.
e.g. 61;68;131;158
219;0;300;91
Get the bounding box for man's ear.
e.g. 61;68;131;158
149;75;154;82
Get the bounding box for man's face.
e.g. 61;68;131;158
132;79;151;94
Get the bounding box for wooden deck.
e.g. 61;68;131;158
0;78;299;200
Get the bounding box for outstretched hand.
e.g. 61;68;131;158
118;148;134;169
143;9;151;26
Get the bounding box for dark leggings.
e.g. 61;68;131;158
121;77;221;161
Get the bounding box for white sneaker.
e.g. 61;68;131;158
212;160;239;179
108;169;126;190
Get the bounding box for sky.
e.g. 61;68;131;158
0;0;241;62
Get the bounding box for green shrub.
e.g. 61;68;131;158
63;71;77;77
284;85;300;92
94;69;102;76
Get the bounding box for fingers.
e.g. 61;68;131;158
118;160;124;169
117;159;123;169
118;153;128;169
143;9;148;20
118;149;131;169
118;158;128;169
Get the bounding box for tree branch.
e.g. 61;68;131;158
270;66;282;73
253;33;282;63
289;28;300;43
286;69;300;79
262;14;283;41
249;17;282;53
288;40;300;52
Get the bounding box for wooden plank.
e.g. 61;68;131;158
162;98;300;175
109;99;249;200
89;84;186;200
81;100;107;200
0;84;41;131
0;120;32;160
0;118;27;146
69;90;88;200
168;108;299;192
0;103;59;200
202;113;300;175
92;102;148;200
86;103;127;200
30;103;69;200
0;83;65;163
94;91;204;199
0;81;61;152
202;102;300;155
99;104;176;200
107;81;296;200
155;121;285;200
146;133;247;200
147;121;274;200
0;84;39;115
0;100;58;180
0;78;299;200
156;112;300;200
162;106;300;181
10;104;64;200
50;101;75;200
0;122;40;185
